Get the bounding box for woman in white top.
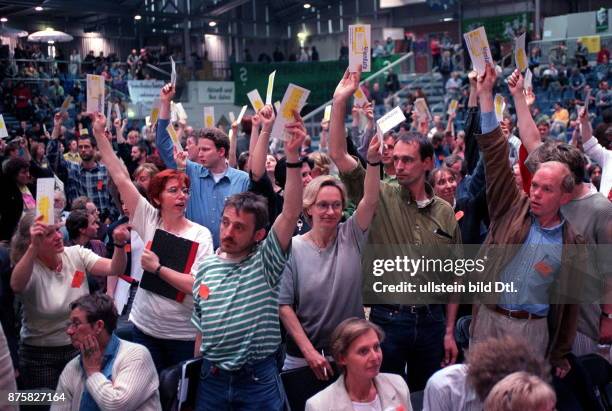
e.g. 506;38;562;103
90;112;213;373
10;210;129;391
305;318;412;411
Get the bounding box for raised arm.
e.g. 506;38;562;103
354;134;382;231
155;84;178;169
248;113;262;172
250;108;274;181
272;110;306;252
89;225;129;277
357;102;375;161
228;122;239;168
581;108;612;168
11;218;47;293
90;113;141;217
476;64;522;221
329;67;362;173
507;69;540;153
46;112;68;175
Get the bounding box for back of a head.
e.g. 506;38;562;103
525;142;584;186
467;336;550;401
483;371;556;411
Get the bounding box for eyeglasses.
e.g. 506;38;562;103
66;320;85;330
314;201;343;212
165;187;190;195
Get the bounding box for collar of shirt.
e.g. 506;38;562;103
79;162;101;173
199;164;235;181
529;212;566;235
400;182;435;208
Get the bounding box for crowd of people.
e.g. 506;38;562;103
0;30;611;411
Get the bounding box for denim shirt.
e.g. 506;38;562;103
498;215;564;316
156;119;251;248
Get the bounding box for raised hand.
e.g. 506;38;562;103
333;66;362;102
173;145;187;170
89;112;107;136
53;112;64;128
160;83;175;103
477;63;497;97
259;105;275;133
284;110;307;160
507;69;524;97
525;89;536;107
251;113;261;128
366;134;382;164
364;101;374;122
29;216;47;252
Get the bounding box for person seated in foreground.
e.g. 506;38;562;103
305;318;412;411
52;293;161;411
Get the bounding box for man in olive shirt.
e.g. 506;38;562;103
329;67;460;391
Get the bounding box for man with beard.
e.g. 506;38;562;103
47;112;116;218
191;105;305;410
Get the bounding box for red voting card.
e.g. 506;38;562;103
71;271;85;288
199;284;210;300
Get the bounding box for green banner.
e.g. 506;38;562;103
462;13;533;41
232;55;402;110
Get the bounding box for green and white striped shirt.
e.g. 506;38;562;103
191;230;289;371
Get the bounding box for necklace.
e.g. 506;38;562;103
305;232;333;254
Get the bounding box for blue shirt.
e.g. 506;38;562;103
498;215;564;316
156;119;251;248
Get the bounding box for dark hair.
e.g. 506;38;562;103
237;151;249;171
147;169;190;209
197;128;230;159
70;293;118;335
241;115;253;135
66;210;90;240
274;156;314;189
444;154;467;177
525;141;586;185
71;196;92;211
78;134;96;148
467;336;550;401
223;192;269;232
396;131;434;161
3;158;30;181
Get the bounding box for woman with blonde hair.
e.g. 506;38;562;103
279;135;381;379
484;371;556;411
305;318;412;411
133;162;160;193
10;210;129;392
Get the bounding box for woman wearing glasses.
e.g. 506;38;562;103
9;210;129;392
278;135;381;380
90;112;213;373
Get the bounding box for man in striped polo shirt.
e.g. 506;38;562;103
191;105;305;411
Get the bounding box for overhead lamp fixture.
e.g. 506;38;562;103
134;15;142;20
0;18;7;23
35;6;43;11
442;17;453;22
303;3;311;9
208;21;217;27
47;40;55;44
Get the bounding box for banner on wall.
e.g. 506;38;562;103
231;55;401;108
196;81;235;104
462;13;533;41
579;36;601;53
127;80;165;118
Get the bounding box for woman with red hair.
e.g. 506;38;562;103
90;112;213;373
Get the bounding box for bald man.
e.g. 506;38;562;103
469;64;585;379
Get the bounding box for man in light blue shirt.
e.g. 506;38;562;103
155;84;250;248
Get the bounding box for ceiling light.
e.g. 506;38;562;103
134;15;142;20
442;17;453;22
0;18;7;22
303;3;311;9
208;21;217;27
35;6;43;11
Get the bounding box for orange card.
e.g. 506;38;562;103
145;241;152;250
97;180;104;191
534;261;553;277
71;271;85;288
199;284;210;300
455;210;464;221
124;243;131;253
